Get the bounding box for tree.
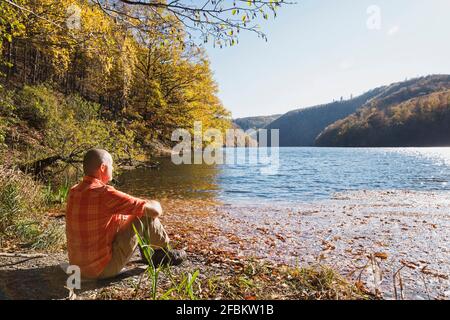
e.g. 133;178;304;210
0;0;237;166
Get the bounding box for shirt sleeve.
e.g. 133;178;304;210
103;186;147;218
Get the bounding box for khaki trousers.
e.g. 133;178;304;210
98;214;170;279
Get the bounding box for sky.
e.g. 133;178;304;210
204;0;450;119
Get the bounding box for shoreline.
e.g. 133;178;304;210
0;189;448;300
161;189;450;299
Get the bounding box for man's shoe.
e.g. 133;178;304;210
140;248;187;267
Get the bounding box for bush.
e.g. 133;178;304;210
0;87;14;149
15;85;60;130
0;117;6;147
66;94;101;122
0;86;15;117
2;85;148;171
0;166;64;249
0;167;44;230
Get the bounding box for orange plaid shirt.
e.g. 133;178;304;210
66;176;147;278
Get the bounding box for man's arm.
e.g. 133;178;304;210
104;185;164;219
144;200;163;219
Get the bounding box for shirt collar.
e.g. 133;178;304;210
83;176;106;186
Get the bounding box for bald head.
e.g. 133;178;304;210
83;149;113;177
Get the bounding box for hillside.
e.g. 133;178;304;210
233;115;281;131
226;122;258;147
316;75;450;147
0;1;232;175
264;89;385;146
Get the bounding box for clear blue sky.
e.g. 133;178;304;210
205;0;450;119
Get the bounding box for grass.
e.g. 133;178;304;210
44;181;70;205
0;183;23;234
0;166;45;235
0;165;65;250
133;221;200;300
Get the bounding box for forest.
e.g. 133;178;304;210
316;75;450;147
263;88;385;146
0;0;286;251
0;0;247;173
256;74;450;147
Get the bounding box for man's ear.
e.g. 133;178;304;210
100;163;107;173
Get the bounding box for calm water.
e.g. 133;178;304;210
119;147;450;203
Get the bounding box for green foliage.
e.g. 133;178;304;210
0;87;15;150
0;117;6;148
66;95;101;122
0;86;16;117
15;85;60;130
133;222;200;300
30;221;65;250
13;219;42;243
0;183;22;233
161;269;199;300
0;168;43;233
0;85;147;168
133;222;163;300
44;182;70;205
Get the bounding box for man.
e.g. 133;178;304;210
66;148;186;279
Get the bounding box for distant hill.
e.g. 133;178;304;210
233;115;281;131
316;75;450;147
226;122;258;147
264;89;385;146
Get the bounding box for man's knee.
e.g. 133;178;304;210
137;214;168;239
131;214;155;231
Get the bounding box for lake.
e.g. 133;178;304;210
118;147;450;299
119;147;450;202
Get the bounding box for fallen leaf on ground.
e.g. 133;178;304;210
374;252;388;260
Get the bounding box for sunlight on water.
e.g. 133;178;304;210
391;147;450;166
120;147;450;203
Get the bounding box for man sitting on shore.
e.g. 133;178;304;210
66;148;186;279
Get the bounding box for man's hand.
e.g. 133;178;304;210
144;200;163;219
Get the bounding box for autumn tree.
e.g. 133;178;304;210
0;0;290;169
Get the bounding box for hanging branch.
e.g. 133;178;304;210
94;0;295;47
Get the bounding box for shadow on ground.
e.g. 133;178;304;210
0;264;145;300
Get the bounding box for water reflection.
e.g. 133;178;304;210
118;157;221;200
